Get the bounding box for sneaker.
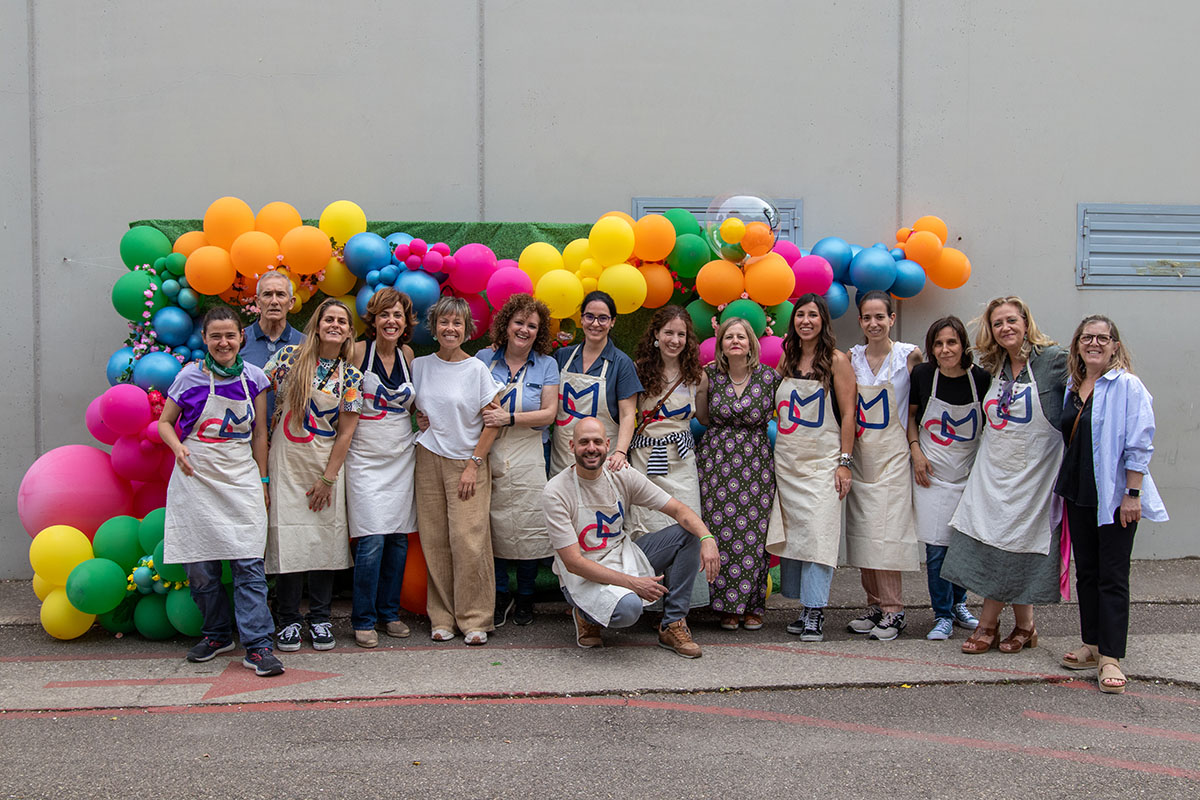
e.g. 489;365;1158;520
464;630;488;646
658;619;702;658
382;620;411;638
354;628;378;648
801;608;825;642
186;637;235;663
242;647;285;677
926;617;954;641
276;622;302;652
494;593;514;628
848;605;883;634
513;595;535;626
572;608;603;649
309;621;335;651
869;611;907;641
786;610;810;636
952;602;980;630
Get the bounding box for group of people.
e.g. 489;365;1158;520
161;266;1166;695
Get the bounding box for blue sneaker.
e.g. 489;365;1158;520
186;637;235;663
926;617;954;641
243;647;285;677
952;602;980;630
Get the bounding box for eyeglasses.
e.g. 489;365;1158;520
581;313;613;325
1078;333;1113;345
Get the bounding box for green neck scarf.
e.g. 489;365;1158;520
204;352;245;378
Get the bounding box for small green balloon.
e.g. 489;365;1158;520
663;208;702;239
152;540;187;583
164;252;187;276
93;515;143;574
765;300;795;334
138;508;166;555
666;234;711;280
721;299;768;338
165;588;204;637
685;298;719;340
65;558;130;615
120;226;172;270
133;593;176;640
112;270;166;321
98;594;139;634
220;560;233;585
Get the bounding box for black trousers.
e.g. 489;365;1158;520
1066;499;1137;659
274;570;336;627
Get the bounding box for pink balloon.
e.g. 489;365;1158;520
111;435;164;482
442;255;456;272
393;243;411;262
698;337;716;366
431;242;451;256
451;244;498;295
144;419;163;444
422;250;444;273
405;254;422;270
158;449;176;482
17;445;133;539
99;384;152;436
131;481;168;518
496;259;518;271
409;239;428;258
772;240;803;267
792;255;834;297
759;335;784;368
485;267;534;310
85;395;120;445
463;293;493;340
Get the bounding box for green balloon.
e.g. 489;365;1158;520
165;588;204;637
663;208;702;239
66;558;130;615
152;540;188;583
765;300;795;334
98;594;139;634
164;252;187;276
138;507;166;555
685;299;719;340
666;234;711;280
120;226;172;270
220;560;233;584
93;515;143;574
133;593;176;640
112;270;166;321
721;299;768;338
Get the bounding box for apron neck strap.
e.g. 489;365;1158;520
206;367;255;422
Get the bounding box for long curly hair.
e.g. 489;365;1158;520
488;293;553;356
362;287;417;344
633;305;703;396
283;298;356;435
973;295;1056;376
1066;314;1133;388
778;293;836;387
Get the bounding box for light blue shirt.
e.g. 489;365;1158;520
475;347;560;432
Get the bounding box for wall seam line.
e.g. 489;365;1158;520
27;0;41;455
477;0;486;222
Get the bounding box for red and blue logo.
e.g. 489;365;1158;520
578;503;625;552
777;388;825;434
556;383;600;426
923;409;979;446
195;407;253;443
855;390;890;437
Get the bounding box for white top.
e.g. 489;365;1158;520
849;342;919;417
413;354;504;460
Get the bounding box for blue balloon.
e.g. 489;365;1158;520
343;232;392;278
366;270;381;287
409;320;434;347
356;285;376;319
191;349;206;362
177;288;198;310
161;278;181;299
767;419;778;450
872;242;889;250
186;333;204;352
823;281;850;319
106;346;136;386
178;275;189;289
799;249;810;258
152;306;194;348
849;244;863;259
132;351;183;393
386;232;414;265
889;259;927;298
173;345;192;360
690;417;708;442
848;247;898;292
394;270;441;316
379;265;399;286
889;248;906;261
810;237;853;283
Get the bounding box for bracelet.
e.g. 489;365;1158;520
615;450;627;457
319;474;335;486
699;534;715;543
260;476;270;484
908;440;919;447
509;411;516;427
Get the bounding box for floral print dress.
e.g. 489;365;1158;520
698;363;780;616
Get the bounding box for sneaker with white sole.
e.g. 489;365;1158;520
243;647;285;677
848;605;883;634
869;611;907;641
952;602;980;629
494;593;514;628
786;609;810;636
926;617;954;641
276;622;302;652
658;619;702;658
186;637;235;663
309;621;335;651
801;608;825;642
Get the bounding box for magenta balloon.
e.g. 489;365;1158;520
451;244;498;295
158;449;176;482
463;293;493;340
497;258;518;271
99;384;152;436
144;420;162;444
442;255;456;272
485;267;534;310
85;396;120;446
431;242;451;256
409;239;428;258
698;337;716;366
772;240;803;267
792;255;834;297
18;445;133;538
759;335;784;368
405;254;422;270
393;243;411;262
422;251;444;273
111;435;163;483
131;481;167;518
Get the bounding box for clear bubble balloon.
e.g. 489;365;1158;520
704;194;780;264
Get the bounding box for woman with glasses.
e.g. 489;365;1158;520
943;296;1068;655
550;291;643;476
1055;316;1167;693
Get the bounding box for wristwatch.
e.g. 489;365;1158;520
469;455;484;467
1125;488;1140;498
839;453;854;469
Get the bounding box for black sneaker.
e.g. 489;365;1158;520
276;622;302;652
801;608;825;642
786;610;810;636
186;637;235;663
847;605;883;634
869;611;907;641
494;593;514;628
309;621;335;651
513;594;535;626
242;647;285;677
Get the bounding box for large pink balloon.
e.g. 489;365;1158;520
132;481;168;518
463;293;493;340
451;244;498;294
85;395;119;445
111;435;165;483
791;255;835;297
772;240;803;267
759;335;784;368
99;384;152;436
18;445;133;539
698;337;716;366
485;267;534;310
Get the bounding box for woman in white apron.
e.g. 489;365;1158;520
550;291;643;476
264;298;362;653
628;306;709;609
159;306;282;677
477;294;559;627
906;316;990;641
943;296;1068;655
766;294;857;642
346;288;417;648
845;290;922;641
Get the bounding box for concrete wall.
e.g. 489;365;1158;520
2;0;1192;577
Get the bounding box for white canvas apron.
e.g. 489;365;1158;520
490;362;554;560
551;469;655;626
164;370;267;563
950;364;1064;555
265;360;353;574
345;342;417;538
766;376;843;568
913;369;982;546
550;345;619;476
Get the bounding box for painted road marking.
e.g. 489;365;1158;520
44;660;340;701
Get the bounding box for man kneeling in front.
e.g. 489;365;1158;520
544;417;719;657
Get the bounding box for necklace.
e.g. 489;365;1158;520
729;371;750;386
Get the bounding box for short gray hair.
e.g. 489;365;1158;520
256;269;293;296
426;295;474;339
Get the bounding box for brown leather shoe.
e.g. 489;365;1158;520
382;620;411;638
659;619;702;658
573;608;603;648
998;626;1038;653
354;629;379;649
960;625;1000;654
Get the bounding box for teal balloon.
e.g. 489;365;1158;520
152;540;188;583
164;252;187;276
98;594;139;634
120;226;172;270
685;299;719;340
132;565;155;590
721;299;768;337
165;588;204;637
133;593;176;640
66;558;130;614
663;208;702;239
112;271;166;321
666;234;710;280
138;508;166;554
93;515;143;573
824;281;850;319
889;259;926;298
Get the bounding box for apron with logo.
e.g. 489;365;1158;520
550;345;619;476
914;369;982;546
490;362;554;560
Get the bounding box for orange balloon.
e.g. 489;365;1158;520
279;225;333;276
600;210;636;227
219;275;258;306
202;196;255;250
695;260;745;306
632;215;677;262
398;532;429;616
904;230;944;269
172;230;208;257
229;231;281;278
740;221;776;257
926;247;971;289
743;252;795;306
895;227;912;243
912;215;949;245
185;246;236;296
255;201;303;244
639;263;675;309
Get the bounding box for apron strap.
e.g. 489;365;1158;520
206;367;255;424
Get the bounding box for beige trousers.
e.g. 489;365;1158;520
861;568;904;613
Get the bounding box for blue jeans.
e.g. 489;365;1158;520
925;544;967;620
351;533;409;630
185;559;275;651
495;557;544;596
778;558;835;609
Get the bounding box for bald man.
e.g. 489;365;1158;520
543;417;719;657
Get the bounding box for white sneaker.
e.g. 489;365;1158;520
848;606;883;634
869;611;906;641
926;618;954;640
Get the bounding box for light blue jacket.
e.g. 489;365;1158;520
1068;368;1168;527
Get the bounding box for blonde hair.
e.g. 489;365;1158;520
283;298;355;434
426;296;475;342
713;317;760;373
1067;315;1134;388
973;296;1056;375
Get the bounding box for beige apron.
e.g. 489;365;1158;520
913;369;982;547
164;369;267;563
346;342;417;538
265;360;353;574
551;468;654;626
550;345;619;476
766;376;843;568
489;362;554;560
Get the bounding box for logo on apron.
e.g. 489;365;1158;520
984;385;1033;429
195;407;253;443
855;390;890;436
283;402;339;443
776;387;825;434
359;385;412;421
655;403;692;421
578;502;625;552
924;408;979;446
557;382;601;425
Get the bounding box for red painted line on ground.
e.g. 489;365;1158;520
1052;679;1200;705
734;642;1068;680
1024;710;1200;743
46;677;210;689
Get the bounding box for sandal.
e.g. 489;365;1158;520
998;626;1038;653
1098;658;1127;694
1060;644;1099;671
431;628;456;642
719;614;740;631
742;614;764;631
960;625;1000;654
463;630;488;646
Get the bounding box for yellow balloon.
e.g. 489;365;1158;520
719;217;746;244
32;573;56;600
597;263;647;314
580;277;599;293
562;238;592;273
535;269;585;319
318;200;367;248
41;588;96;640
589;216;636;266
578;258;603;279
317;256;357;297
519;242;564;285
334;294;367;336
29;525;94;586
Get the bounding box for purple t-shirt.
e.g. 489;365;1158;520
166;362;270;440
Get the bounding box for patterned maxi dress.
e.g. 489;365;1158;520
698;363;780;616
